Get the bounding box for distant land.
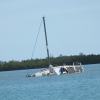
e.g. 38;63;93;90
0;54;100;71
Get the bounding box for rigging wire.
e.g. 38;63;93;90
31;20;42;59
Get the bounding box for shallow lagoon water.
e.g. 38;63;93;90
0;64;100;100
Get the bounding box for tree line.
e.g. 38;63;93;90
0;54;100;71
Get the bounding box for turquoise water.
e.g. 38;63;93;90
0;64;100;100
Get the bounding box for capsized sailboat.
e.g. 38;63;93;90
27;17;84;77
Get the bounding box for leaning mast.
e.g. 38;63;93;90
43;17;50;66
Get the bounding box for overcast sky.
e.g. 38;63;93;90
0;0;100;61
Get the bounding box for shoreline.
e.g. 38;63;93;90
0;54;100;72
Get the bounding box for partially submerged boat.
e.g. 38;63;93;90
27;17;84;77
27;63;84;77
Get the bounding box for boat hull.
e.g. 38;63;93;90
28;65;84;77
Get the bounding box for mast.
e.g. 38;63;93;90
43;17;50;66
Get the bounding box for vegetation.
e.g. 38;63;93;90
0;54;100;71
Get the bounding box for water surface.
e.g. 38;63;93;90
0;64;100;100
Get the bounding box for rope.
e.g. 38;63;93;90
31;20;42;59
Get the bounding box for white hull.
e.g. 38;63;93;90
28;64;84;77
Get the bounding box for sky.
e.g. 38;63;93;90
0;0;100;61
